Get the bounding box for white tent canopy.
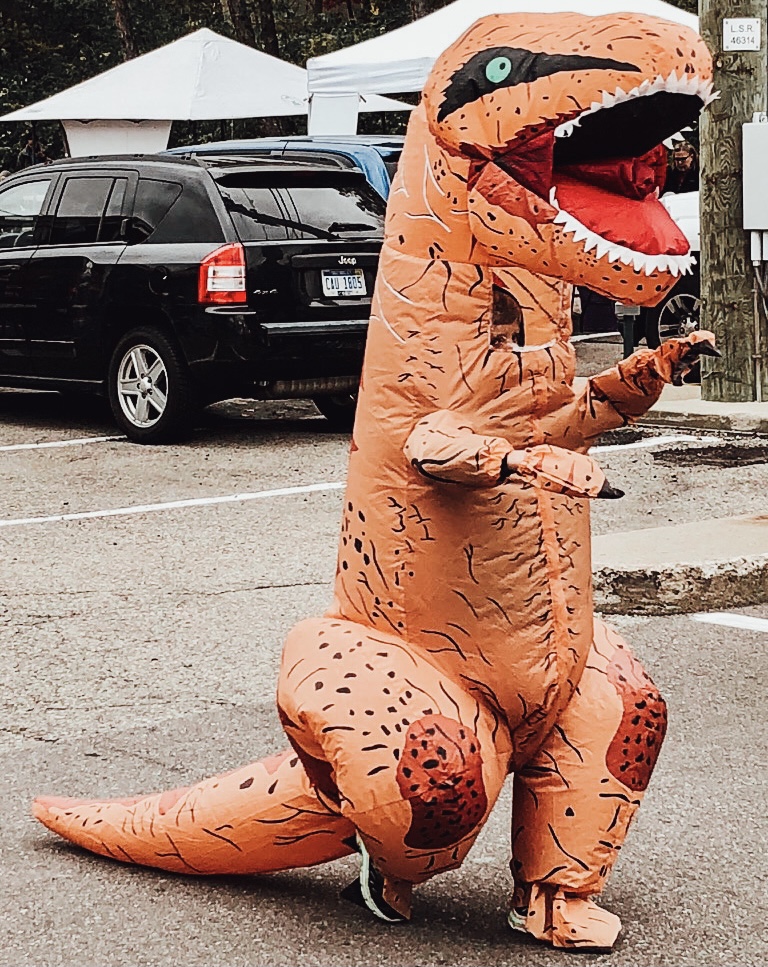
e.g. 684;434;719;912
307;0;698;104
0;28;409;155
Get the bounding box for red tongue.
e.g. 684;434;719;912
554;174;690;256
557;146;668;200
558;158;657;200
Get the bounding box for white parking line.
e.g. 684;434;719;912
0;482;345;529
569;332;621;342
592;434;720;453
691;612;768;633
0;433;718;530
0;435;124;452
0;431;715;458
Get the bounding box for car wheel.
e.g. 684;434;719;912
644;274;701;382
313;393;358;430
108;327;196;444
644;276;700;349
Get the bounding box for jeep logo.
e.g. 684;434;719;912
338;256;357;266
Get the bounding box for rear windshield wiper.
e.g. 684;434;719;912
328;221;379;235
220;195;336;241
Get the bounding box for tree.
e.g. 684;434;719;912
409;0;445;18
252;0;280;57
219;0;256;47
112;0;138;59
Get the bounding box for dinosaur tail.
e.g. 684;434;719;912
32;749;356;875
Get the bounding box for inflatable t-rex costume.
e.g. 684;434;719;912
33;12;715;952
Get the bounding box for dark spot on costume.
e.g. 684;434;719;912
397;714;487;849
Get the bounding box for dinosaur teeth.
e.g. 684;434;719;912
595;239;612;260
554;120;576;138
572;225;590;243
562;69;716;138
549;186;559;207
552;203;694;277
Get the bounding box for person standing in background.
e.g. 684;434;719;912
15;137;52;169
665;141;699;194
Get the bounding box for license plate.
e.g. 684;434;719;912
321;268;366;298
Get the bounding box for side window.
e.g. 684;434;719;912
99;179;128;243
147;178;224;244
0;179;52;249
128;179;183;244
49;177;114;246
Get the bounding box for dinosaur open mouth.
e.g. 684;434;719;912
492;76;714;273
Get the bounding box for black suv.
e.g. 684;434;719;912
0;155;385;442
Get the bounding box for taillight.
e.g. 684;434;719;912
198;242;247;305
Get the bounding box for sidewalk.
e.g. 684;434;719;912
570;371;768;614
641;382;768;434
593;514;768;614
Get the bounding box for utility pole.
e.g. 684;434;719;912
699;0;768;400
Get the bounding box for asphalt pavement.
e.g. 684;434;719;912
1;343;767;966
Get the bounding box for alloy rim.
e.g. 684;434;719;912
658;292;701;342
116;344;168;428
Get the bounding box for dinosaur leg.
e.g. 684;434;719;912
33;748;356;875
509;618;667;951
277;616;513;914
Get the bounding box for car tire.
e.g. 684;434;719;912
313;393;358;430
108;327;197;444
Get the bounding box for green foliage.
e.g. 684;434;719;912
0;0;697;167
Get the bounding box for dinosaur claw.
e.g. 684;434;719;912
694;339;720;358
598;480;624;499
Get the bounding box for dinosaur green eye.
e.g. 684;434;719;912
485;56;512;84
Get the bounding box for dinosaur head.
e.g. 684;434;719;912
422;13;713;306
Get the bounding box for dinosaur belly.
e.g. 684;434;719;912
330;452;594;760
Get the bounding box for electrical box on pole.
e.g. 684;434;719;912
699;0;768;402
742;119;768;228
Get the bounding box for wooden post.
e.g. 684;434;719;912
699;0;768;400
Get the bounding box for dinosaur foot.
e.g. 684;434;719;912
509;883;621;953
340;834;413;923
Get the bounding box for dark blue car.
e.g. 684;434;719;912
167;135;404;200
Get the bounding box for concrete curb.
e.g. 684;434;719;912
639;384;768;435
640;408;768;435
593;553;768;615
591;515;768;615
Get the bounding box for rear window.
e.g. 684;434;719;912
215;172;385;242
